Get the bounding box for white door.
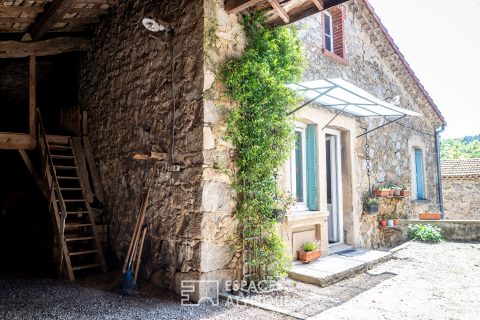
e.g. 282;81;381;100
326;131;343;243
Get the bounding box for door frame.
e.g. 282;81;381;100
325;128;343;244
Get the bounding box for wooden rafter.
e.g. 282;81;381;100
310;0;324;11
30;0;76;40
267;0;289;23
225;0;263;14
0;6;44;15
0;37;91;58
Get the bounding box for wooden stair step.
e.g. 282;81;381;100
65;236;95;242
60;187;83;191
58;199;86;203
49;145;72;150
66;211;89;215
65;223;93;228
55;165;78;170
72;263;101;271
57;176;80;180
51;155;74;159
69;249;98;256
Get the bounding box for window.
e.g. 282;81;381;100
322;7;345;61
290;124;318;211
414;148;426;199
323;12;333;53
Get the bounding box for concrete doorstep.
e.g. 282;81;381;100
288;248;393;287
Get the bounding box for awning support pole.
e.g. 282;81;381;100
287;87;335;116
322;104;350;130
355;115;407;138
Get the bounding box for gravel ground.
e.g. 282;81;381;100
0;275;293;320
1;242;479;320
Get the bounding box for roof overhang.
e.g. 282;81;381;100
287;78;421;137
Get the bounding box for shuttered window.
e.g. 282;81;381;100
291;124;318;211
324;12;333;52
414;148;425;199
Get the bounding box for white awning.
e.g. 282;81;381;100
287;78;420;117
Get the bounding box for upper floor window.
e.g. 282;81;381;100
322;7;345;61
413;148;426;200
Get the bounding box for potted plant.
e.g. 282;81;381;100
386;214;394;227
400;184;410;197
374;186;390;197
366;198;379;214
390;184;401;196
379;215;387;227
393;216;400;226
297;241;322;263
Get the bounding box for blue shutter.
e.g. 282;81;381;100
415;149;425;199
306;125;318;210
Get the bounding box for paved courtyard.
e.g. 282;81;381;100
0;241;479;320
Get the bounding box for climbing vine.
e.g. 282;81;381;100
223;14;305;280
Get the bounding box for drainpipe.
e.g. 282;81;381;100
434;124;445;219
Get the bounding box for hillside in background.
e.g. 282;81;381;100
441;134;480;159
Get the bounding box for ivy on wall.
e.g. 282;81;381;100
223;14;305;280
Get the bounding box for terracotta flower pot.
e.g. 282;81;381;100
374;189;390;197
393;218;400;226
379;220;387;227
388;189;394;197
298;249;321;263
393;189;401;196
400;190;410;197
419;212;441;220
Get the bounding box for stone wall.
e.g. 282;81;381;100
294;0;444;248
79;0;209;294
442;177;480;220
406;220;480;241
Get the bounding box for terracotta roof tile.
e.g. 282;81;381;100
441;158;480;177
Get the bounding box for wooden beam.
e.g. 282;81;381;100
0;17;36;23
225;0;263;14
270;0;348;26
267;0;290;23
30;0;75;40
72;137;94;203
29;56;36;135
0;133;35;150
0;6;44;15
0;37;91;58
83;136;105;203
310;0;325;11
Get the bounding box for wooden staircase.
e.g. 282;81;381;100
36;110;106;281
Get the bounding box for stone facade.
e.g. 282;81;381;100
442;177;480;220
79;0;241;298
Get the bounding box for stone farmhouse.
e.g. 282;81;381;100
0;0;445;301
442;159;480;220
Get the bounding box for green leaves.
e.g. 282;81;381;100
223;14;305;280
408;224;443;243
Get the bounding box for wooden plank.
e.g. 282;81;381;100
311;0;325;11
29;56;36;135
0;17;36;23
0;133;35;149
75;0;118;4
82;136;105;203
0;37;91;58
269;0;347;26
72;137;94;203
0;6;44;15
30;0;76;40
47;135;70;144
82;111;88;136
225;0;263;14
267;0;290;23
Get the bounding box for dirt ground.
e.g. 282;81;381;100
1;241;479;320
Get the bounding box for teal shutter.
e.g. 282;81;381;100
415;149;425;199
306;124;318;210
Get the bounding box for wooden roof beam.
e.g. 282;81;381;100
225;0;263;14
0;37;91;58
30;0;76;40
0;6;45;15
310;0;325;11
267;0;290;23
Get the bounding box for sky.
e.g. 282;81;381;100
368;0;480;139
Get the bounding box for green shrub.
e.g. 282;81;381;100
223;13;305;280
408;224;443;242
302;241;319;252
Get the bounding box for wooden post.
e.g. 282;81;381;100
29;55;36;135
